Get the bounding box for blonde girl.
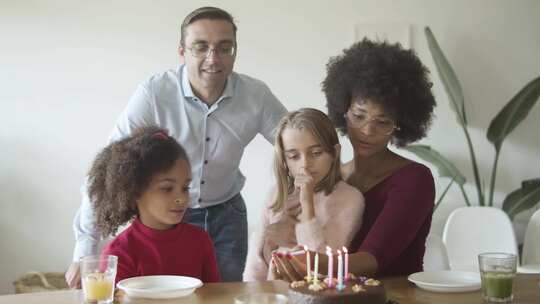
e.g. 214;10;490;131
243;108;365;281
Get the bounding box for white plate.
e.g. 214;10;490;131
408;271;481;293
518;264;540;274
117;275;203;299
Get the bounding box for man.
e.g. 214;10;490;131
65;6;287;286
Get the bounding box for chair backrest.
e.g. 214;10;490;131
442;207;519;272
423;233;450;271
522;209;540;265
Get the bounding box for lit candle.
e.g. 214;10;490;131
326;246;333;287
304;245;311;282
342;246;349;281
337;250;344;290
313;252;319;283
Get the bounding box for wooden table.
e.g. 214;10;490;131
1;274;539;304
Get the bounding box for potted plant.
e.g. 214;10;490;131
404;27;540;221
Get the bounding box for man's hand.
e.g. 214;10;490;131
65;262;81;289
265;217;297;244
263;217;298;262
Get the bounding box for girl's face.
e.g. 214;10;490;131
136;158;191;230
281;127;335;186
346;98;396;158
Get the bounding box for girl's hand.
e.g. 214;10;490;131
285;203;302;219
294;168;315;221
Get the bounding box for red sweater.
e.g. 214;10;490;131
349;162;434;277
102;218;220;283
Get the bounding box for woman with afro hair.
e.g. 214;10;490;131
272;39;437;279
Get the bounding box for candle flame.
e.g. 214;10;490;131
304;245;308;251
326;246;332;253
342;247;348;253
337;249;341;254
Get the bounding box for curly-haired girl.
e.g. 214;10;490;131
89;126;219;283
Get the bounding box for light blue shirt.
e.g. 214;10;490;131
72;65;287;260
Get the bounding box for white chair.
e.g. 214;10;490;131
518;209;540;273
423;233;450;271
442;207;519;272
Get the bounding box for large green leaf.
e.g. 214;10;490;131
487;76;540;152
523;178;540;188
425;27;467;126
403;144;466;186
434;177;455;211
502;178;540;220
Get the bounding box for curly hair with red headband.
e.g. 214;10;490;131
88;125;190;236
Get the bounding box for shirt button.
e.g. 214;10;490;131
201;180;205;185
198;198;202;203
204;160;208;164
206;137;210;141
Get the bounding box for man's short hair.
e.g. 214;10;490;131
180;7;237;46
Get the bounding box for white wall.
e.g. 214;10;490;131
1;0;539;294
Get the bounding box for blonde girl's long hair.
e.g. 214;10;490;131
271;108;342;213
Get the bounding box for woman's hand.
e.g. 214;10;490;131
270;250;309;282
65;261;81;289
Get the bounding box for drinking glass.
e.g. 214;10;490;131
80;255;118;304
478;252;517;303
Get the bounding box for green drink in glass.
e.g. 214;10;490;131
481;272;514;300
478;253;517;303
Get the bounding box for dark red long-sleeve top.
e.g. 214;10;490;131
349;162;435;277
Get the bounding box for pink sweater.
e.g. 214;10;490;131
243;181;365;281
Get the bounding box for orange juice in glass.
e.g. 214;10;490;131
80;255;117;304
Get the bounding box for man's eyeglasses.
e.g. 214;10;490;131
344;110;399;135
185;43;236;58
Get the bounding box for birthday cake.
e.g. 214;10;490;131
288;275;387;304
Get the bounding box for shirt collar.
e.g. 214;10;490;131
180;65;234;103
